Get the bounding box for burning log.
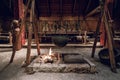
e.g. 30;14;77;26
41;54;54;63
34;48;60;64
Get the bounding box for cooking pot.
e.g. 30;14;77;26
52;36;69;47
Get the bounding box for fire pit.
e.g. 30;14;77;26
25;48;96;74
33;48;60;64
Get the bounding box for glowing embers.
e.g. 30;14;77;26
34;48;60;64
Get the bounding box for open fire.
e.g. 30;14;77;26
35;48;60;64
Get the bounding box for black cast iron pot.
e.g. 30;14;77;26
52;36;69;47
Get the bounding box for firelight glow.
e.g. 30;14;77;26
49;48;52;55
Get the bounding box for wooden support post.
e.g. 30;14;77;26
33;22;41;55
25;0;33;65
9;21;20;63
91;15;103;58
100;19;106;46
9;48;16;63
103;12;116;72
91;0;104;58
32;0;40;55
18;0;25;45
15;0;31;50
25;0;41;65
9;0;23;63
26;24;32;65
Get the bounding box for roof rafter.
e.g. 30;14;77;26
34;0;39;19
59;0;63;17
84;0;92;15
47;0;51;16
78;0;81;17
35;0;40;17
85;6;100;17
72;0;76;16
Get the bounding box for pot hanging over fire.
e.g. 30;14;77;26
52;36;69;47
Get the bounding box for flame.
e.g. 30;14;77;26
49;48;52;55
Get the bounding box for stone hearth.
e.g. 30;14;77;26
25;53;96;74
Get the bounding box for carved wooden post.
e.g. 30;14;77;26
9;0;24;63
10;0;32;63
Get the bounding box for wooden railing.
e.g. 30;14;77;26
0;32;12;44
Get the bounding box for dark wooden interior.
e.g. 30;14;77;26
0;0;120;72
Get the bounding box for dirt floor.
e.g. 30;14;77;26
0;47;120;80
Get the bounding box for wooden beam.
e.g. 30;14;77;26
84;0;91;15
9;0;24;63
103;0;116;73
26;0;33;65
103;11;116;72
106;0;114;20
26;22;32;65
72;0;76;16
91;0;104;58
86;6;100;17
33;0;41;55
103;0;117;72
100;19;106;46
91;11;103;58
33;20;41;55
91;0;117;72
47;0;51;16
60;0;63;17
15;0;31;50
34;0;40;19
78;0;81;16
26;0;41;65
